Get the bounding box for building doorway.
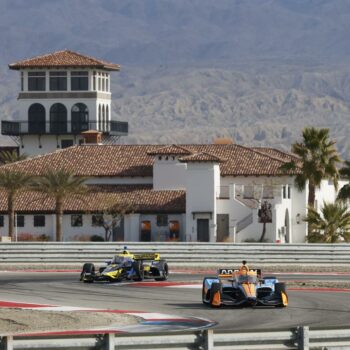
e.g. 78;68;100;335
197;219;209;242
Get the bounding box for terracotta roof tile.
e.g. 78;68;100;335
0;185;185;214
0;144;300;177
251;147;300;163
179;152;226;163
147;145;192;155
9;50;120;71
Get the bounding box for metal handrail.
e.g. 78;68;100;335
1;120;128;136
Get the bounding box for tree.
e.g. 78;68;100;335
337;161;350;202
32;169;88;241
304;201;350;243
0;150;28;164
100;201;134;241
258;200;272;242
280;127;342;208
0;170;33;239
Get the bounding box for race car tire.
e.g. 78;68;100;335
80;263;95;283
209;282;222;308
275;282;286;294
202;277;216;304
275;282;288;307
155;262;169;281
132;261;144;281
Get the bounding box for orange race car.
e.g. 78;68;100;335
202;261;288;308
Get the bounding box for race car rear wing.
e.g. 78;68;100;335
218;268;262;278
133;253;161;261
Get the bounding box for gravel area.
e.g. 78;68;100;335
0;309;140;336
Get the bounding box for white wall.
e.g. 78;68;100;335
139;214;184;241
20;135;85;156
153;157;187;190
185;163;219;242
0;214;54;240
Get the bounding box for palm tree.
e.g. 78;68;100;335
0;150;28;164
337;161;350;202
32;169;88;241
0;170;33;239
304;201;350;243
280;127;342;208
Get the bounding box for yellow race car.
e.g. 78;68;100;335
80;247;169;283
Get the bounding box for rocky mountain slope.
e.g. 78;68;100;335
1;0;350;157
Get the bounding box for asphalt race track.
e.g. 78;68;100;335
0;271;350;331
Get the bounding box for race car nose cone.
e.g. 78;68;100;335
247;297;257;305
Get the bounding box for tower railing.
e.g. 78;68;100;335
1;120;128;136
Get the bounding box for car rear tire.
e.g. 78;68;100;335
275;282;288;307
155;262;169;281
80;263;95;283
275;282;286;294
209;282;222;308
132;261;144;281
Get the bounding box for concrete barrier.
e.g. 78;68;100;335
0;242;350;268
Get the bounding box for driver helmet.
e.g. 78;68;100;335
239;260;249;274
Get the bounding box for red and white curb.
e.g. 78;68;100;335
0;300;216;335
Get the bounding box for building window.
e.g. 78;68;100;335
0;215;4;227
92;214;104;227
93;71;96;90
282;186;287;199
71;214;83;227
288;186;291;199
157;214;168;227
15;215;25;227
50;71;67;91
28;71;46;91
21;72;24;91
50;103;67;133
34;215;45;227
72;103;89;132
71;71;88;91
28;103;46;133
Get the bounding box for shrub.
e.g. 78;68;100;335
90;235;105;242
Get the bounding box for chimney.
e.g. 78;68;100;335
81;130;102;145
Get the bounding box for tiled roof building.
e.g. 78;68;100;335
9;49;120;71
0;144;300;177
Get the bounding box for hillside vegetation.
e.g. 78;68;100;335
1;0;350;157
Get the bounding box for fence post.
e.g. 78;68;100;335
104;333;114;350
0;336;14;350
297;326;309;350
204;329;214;350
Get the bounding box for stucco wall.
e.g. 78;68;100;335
153;157;187;190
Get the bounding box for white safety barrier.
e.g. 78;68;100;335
1;326;350;349
0;242;350;266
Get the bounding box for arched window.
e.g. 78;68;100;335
28;103;45;133
98;104;102;131
71;103;89;132
50;103;67;133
